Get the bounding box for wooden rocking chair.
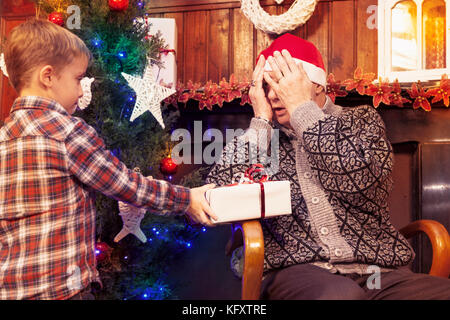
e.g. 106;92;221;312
226;219;450;300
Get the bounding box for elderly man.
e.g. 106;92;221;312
206;33;450;300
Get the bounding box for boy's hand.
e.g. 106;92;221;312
186;184;218;226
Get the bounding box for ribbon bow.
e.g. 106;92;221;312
244;163;268;182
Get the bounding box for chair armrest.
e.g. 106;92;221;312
231;220;264;300
399;219;450;278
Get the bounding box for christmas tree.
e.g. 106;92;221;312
32;0;206;300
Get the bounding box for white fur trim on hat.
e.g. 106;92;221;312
264;58;327;87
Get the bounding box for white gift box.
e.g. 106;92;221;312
205;181;292;224
147;18;177;89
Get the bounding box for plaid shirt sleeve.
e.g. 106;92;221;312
65;118;190;214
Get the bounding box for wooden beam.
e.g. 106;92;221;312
148;0;343;13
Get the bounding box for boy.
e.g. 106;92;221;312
0;18;216;300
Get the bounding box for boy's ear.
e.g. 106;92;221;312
38;65;56;88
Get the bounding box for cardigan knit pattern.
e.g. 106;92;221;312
206;96;415;275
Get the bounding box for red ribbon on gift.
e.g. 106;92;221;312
219;164;269;219
244;164;268;219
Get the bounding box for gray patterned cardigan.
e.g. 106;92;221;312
206;96;415;276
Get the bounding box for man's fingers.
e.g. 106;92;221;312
293;57;310;80
267;56;283;81
256;59;265;82
281;49;299;75
257;55;265;69
253;56;266;88
263;72;278;91
274;51;291;76
252;55;265;80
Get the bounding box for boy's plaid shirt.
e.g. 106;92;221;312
0;96;191;300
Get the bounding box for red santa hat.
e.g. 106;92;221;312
258;33;327;87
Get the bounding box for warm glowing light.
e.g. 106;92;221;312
391;0;446;72
391;1;418;71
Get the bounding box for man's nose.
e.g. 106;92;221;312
267;87;277;101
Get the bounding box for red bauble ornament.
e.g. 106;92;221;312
95;242;111;263
48;12;64;26
160;156;178;175
108;0;129;11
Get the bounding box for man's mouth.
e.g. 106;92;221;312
273;107;286;113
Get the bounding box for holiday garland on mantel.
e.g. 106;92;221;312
164;68;450;112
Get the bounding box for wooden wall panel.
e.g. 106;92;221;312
145;0;377;85
330;0;355;80
356;0;378;75
208;9;230;82
305;1;330;75
184;11;208;83
231;8;254;81
0;0;36;122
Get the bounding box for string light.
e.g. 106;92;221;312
118;51;127;59
92;39;102;48
119;221;207;300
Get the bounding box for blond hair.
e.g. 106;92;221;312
4;18;92;93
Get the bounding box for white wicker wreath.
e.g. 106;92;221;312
240;0;319;34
